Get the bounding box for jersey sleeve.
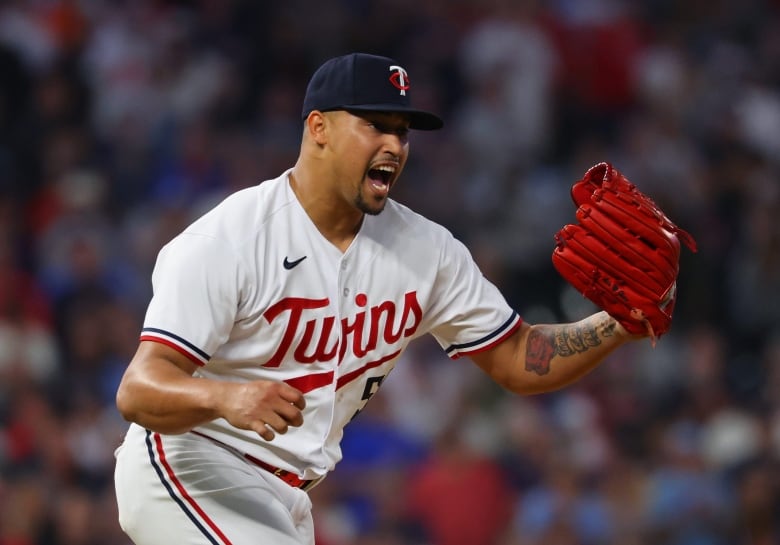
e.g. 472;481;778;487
140;232;245;365
426;233;522;359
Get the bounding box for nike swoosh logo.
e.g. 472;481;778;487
283;255;307;270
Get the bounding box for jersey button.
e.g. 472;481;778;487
341;261;347;270
343;287;350;297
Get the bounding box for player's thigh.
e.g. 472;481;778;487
114;425;313;545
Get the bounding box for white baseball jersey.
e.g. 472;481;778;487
139;168;521;480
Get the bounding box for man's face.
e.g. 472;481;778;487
324;110;410;216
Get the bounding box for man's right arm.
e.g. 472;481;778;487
115;341;305;441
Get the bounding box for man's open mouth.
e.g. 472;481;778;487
368;164;396;186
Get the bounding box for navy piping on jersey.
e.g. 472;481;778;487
142;327;211;361
444;311;520;356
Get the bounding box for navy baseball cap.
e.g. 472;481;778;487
301;53;444;130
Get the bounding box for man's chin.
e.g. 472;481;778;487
356;196;387;216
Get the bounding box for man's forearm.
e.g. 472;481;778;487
513;311;633;394
116;358;225;434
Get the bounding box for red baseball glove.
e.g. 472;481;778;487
552;162;697;342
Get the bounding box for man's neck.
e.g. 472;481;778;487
288;168;363;253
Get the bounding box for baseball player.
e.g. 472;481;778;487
113;53;680;545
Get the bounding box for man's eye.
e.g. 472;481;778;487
369;123;408;138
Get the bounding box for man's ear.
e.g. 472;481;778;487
305;111;328;145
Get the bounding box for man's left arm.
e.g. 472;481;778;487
470;311;639;395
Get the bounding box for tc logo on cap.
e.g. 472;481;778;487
389;65;409;96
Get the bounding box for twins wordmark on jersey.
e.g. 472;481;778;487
261;290;421;369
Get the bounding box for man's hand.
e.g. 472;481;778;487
218;380;306;441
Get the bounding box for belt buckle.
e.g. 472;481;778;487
273;467;285;477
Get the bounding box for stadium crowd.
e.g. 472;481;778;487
0;0;779;544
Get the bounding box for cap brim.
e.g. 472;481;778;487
343;104;444;131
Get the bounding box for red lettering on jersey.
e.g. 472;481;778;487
263;291;422;367
294;316;338;363
400;291;423;337
340;294;369;361
369;291;423;346
263;297;329;367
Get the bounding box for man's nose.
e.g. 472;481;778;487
382;132;407;155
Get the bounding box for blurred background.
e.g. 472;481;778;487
1;0;779;544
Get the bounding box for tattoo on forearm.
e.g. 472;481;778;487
525;317;616;376
556;326;600;356
525;329;556;375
